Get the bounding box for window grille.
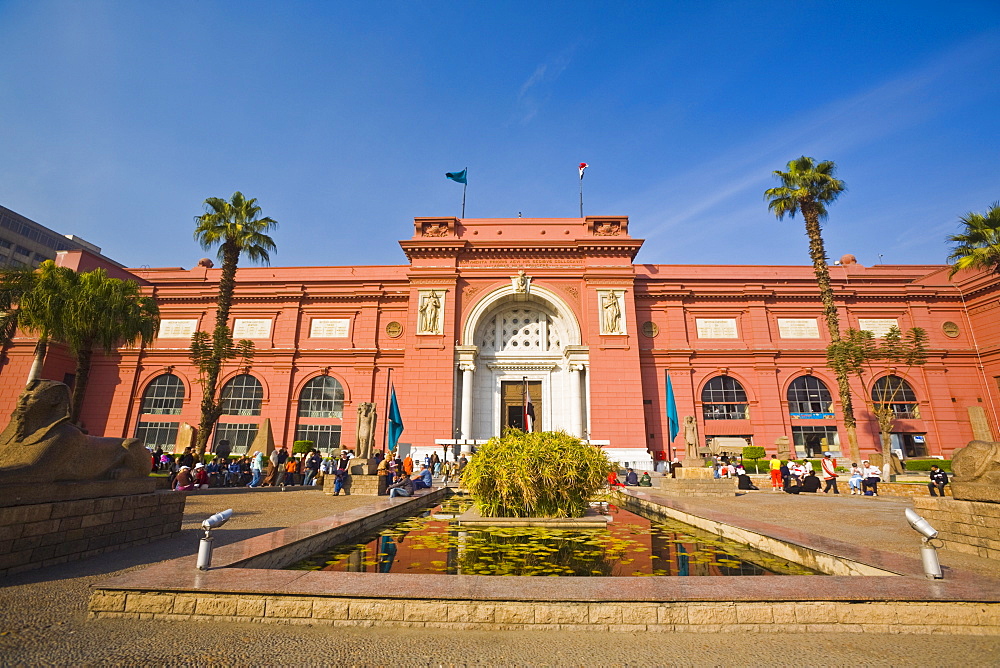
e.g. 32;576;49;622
140;374;184;415
787;375;833;414
221;374;263;416
871;375;920;419
298;376;344;418
701;376;749;420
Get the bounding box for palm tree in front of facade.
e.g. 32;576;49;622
192;191;278;455
947;202;1000;276
64;269;159;425
765;156;860;463
0;260;77;383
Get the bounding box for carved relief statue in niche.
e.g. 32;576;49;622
418;291;442;334
422;222;449;237
594;222;620;236
512;270;531;294
602;291;622;333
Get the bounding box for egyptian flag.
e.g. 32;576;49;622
579;162;588;179
523;380;535;432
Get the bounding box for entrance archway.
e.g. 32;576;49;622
457;284;587;441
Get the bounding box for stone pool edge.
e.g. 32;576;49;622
88;489;1000;634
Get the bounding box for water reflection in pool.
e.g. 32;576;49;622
290;497;817;576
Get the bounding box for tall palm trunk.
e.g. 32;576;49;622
802;204;860;463
194;241;241;456
69;343;93;425
27;334;48;383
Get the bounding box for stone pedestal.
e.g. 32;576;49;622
675;466;713;479
912;497;1000;559
324;473;382;496
349;458;377;476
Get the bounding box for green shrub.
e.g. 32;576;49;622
462;430;614;518
902;459;951;472
742;446;766;473
292;440;314;455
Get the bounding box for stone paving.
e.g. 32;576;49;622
2;485;1000;666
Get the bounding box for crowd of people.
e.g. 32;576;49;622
155;442;470;496
156;443;951;499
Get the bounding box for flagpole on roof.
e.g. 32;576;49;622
578;163;588;217
446;168;468;218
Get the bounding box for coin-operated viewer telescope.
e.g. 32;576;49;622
904;508;942;579
196;508;233;571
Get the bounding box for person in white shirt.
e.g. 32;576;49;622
861;460;882;496
848;463;864;494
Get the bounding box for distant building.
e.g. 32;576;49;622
0;204;112;268
1;215;998;469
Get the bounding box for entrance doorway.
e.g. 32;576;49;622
501;380;541;432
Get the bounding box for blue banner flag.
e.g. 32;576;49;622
445;169;467;184
665;371;679;444
388;385;404;452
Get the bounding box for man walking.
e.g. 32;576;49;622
821;452;839;494
928;465;949;497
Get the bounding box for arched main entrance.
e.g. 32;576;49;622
456;283;588;441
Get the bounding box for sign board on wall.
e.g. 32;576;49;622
232;319;272;339
857;318;899;338
310;318;350;338
777;318;820;339
157;319;198;339
696;318;738;338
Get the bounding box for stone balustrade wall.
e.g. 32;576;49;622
0;491;185;577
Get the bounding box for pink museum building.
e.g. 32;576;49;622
2;216;998;468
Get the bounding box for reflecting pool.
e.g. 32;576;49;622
289;497;818;576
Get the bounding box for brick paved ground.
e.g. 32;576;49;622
2;486;999;666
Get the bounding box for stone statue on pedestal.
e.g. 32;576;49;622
0;380;151;485
356;402;377;460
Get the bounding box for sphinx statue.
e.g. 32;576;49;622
950;440;1000;503
0;380;151;485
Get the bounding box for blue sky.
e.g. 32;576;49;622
1;1;998;270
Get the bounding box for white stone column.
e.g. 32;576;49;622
569;365;583;438
460;363;475;440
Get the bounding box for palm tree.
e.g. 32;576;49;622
947;202;1000;276
0;261;78;383
63;269;159;424
192;191;278;454
764;157;860;463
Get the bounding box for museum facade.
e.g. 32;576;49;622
2;215;998;469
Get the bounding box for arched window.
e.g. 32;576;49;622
221;374;263;416
786;376;833;415
140;374;184;414
702;376;749;420
295;375;345;453
871;375;920;419
298;376;344;418
135;373;185;450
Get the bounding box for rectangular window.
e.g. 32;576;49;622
295;424;342;453
135;421;179;450
14;245;30;256
0;238;11;249
213;423;259;454
792;426;840;458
